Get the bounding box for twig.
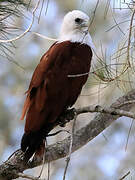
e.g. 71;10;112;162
119;171;130;180
116;100;135;108
104;0;111;19
18;173;44;180
81;0;99;43
110;7;125;35
0;0;40;43
63;113;77;180
38;0;45;23
102;133;108;141
125;119;134;151
76;105;135;119
106;19;132;33
127;8;135;66
32;32;57;41
68;72;89;78
47;160;50;180
45;0;50;15
88;0;99;29
38;140;46;178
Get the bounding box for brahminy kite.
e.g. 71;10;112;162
21;10;93;161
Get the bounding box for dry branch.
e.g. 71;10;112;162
119;171;130;180
0;89;135;179
0;0;40;43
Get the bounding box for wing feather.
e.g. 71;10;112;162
20;94;31;120
21;43;56;120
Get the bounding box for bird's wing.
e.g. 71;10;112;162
20;42;58;120
27;42;57;93
21;41;70;120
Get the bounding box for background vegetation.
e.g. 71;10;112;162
0;0;135;179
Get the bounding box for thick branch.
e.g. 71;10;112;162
1;89;135;179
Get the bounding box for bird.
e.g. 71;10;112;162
21;10;93;162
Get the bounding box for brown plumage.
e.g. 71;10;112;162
20;10;93;161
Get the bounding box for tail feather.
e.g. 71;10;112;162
20;95;31;120
21;131;43;162
21;123;56;162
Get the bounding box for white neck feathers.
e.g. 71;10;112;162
58;31;95;50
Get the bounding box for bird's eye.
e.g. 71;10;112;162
75;18;82;23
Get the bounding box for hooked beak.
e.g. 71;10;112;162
80;20;89;28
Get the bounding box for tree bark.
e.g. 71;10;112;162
0;89;135;180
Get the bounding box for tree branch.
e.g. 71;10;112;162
1;89;135;180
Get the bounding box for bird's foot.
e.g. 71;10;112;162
59;108;76;127
32;140;45;163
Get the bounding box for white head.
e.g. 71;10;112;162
59;10;94;48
